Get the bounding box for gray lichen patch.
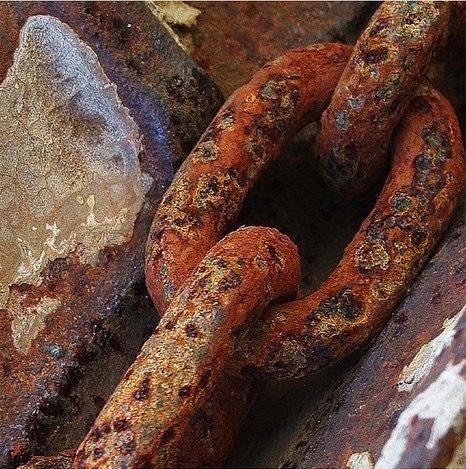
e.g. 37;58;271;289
8;292;61;354
0;15;151;309
346;452;375;469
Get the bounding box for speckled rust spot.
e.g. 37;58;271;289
313;287;363;322
185;323;199;338
100;423;111;435
198;370;211;389
353;46;388;65
355;239;390;273
390;190;413;213
411;227;428;247
133;377;151;401
178;385;191;397
93;448;104;460
112;418;129;433
160;427;175;446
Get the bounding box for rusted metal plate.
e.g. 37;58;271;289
0;2;222;467
189;1;377;97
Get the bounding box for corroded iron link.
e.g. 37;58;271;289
236;87;465;379
45;3;463;468
74;227;300;467
145;43;353;314
317;1;456;198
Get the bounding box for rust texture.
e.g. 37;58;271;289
282;202;466;468
4;2;465;468
189;1;376;96
317;1;455;198
146;43;353;314
74;227;300;468
144;36;464;468
188;2;464;467
18;451;74;469
0;3;222;468
144;43;351;467
237;87;465;379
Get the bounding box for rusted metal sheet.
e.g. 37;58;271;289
277;204;466;468
0;2;222;468
189;1;376;97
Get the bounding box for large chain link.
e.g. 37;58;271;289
74;2;464;468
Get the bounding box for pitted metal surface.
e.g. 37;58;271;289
0;3;222;467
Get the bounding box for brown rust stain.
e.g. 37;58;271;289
189;1;375;96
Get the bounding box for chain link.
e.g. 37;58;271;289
74;3;465;468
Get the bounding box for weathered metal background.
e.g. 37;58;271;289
0;3;222;467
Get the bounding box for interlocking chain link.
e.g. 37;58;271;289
74;3;465;468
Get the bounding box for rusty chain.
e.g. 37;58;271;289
67;2;465;468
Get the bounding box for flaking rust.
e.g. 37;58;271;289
0;3;222;467
376;308;466;468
